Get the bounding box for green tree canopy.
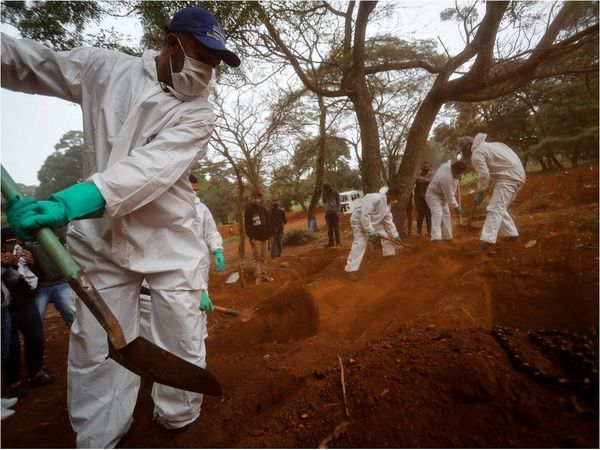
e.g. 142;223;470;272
36;130;84;199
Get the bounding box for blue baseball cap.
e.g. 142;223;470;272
166;6;241;68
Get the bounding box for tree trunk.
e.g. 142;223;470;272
391;95;443;230
307;95;327;230
351;93;382;193
571;149;580;168
235;177;246;258
548;151;565;170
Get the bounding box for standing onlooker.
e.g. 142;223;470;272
244;190;273;284
322;182;341;247
1;250;18;420
268;197;287;258
23;239;74;327
1;230;54;400
414;162;433;237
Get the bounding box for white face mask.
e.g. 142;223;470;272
168;37;213;101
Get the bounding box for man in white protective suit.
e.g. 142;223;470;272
344;187;403;281
2;6;240;448
456;134;526;249
425;160;467;242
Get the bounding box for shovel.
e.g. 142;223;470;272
141;285;257;323
378;234;416;250
1;166;222;396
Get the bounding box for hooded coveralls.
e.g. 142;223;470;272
471;133;526;244
1;34;215;448
344;191;399;273
425;161;459;241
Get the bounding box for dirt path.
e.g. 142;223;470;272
2;165;598;448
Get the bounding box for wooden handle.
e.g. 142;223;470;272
213;305;240;317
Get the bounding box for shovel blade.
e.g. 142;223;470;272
108;337;223;396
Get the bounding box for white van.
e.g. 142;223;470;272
339;190;361;214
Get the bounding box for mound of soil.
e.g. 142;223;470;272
2;165;598;448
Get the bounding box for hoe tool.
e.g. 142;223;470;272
2;165;222;396
378;234;416;250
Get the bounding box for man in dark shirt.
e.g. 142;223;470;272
23;239;74;327
244;190;273;284
268;197;287;258
414;162;433;237
322;182;341;247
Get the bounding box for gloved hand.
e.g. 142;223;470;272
367;230;379;240
6;183;105;239
393;236;403;244
474;190;485;205
455;205;464;215
199;290;214;312
213;249;225;272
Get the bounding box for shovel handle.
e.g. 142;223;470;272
213;305;240;317
1;165;127;349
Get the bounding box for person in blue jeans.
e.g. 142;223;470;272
23;239;74;327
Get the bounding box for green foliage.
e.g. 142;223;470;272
191;162;237;225
35;130;84;199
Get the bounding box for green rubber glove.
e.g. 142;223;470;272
455;205;464;215
367;230;379;240
6;196;38;240
393;236;403;244
474;190;485;205
199;290;214;312
213;249;225;272
11;183;105;233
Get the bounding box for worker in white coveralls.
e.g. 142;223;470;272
2;6;240;448
140;173;226;345
456;134;526;249
425;160;467;241
344;187;403;281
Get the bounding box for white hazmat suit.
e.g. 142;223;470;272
471;133;526;244
425;161;459;241
344;190;399;273
1;34;214;448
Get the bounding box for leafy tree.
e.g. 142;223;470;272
35;130;84;199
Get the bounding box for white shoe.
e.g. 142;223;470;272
1;407;15;420
1;397;18;408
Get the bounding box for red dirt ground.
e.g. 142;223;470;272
2;165;598;448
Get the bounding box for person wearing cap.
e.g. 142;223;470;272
244;190;273;284
322;182;342;247
2;6;240;447
456;134;526;248
425;160;467;241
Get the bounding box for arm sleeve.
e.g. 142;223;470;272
441;174;460;209
360;197;375;232
203;208;223;252
471;150;490;192
382;208;399;239
335;191;341;210
89;111;215;218
1;33;89;103
282;210;287;225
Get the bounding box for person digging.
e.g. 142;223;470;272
344;187;403;281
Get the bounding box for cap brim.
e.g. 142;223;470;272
193;34;241;67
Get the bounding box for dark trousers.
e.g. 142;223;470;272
271;231;284;258
5;297;45;384
405;197;413;236
415;197;432;236
325;212;340;245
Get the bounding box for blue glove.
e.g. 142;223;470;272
455;206;464;215
474;190;485;205
213;249;225;272
199;290;214;312
6;183;105;239
367;230;379;240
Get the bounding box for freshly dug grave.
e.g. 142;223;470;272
2;165;598;448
